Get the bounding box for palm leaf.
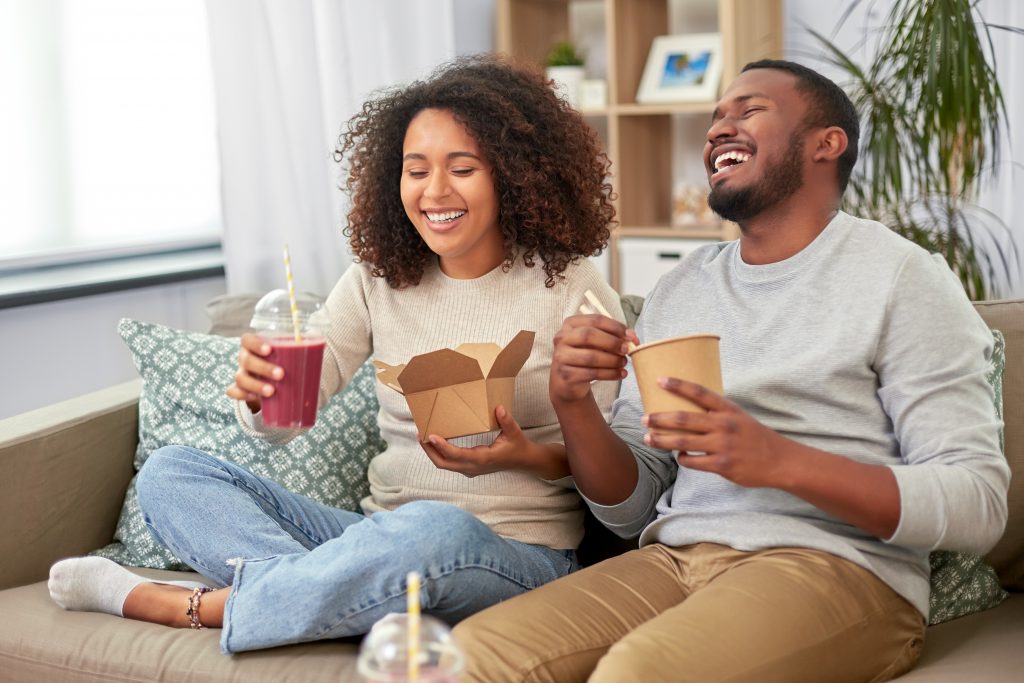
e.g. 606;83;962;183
808;0;1018;299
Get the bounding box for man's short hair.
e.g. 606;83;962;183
741;59;860;192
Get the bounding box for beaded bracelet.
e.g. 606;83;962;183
186;587;214;630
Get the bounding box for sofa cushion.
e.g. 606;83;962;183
205;292;263;336
925;329;1008;624
928;547;1007;626
974;299;1024;589
91;319;386;569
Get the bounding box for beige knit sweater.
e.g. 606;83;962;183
245;256;623;550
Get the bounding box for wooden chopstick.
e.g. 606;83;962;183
582;290;638;352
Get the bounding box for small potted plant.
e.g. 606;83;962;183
545;40;586;109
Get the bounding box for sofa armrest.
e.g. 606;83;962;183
0;380;142;590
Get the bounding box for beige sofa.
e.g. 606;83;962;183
1;299;1023;682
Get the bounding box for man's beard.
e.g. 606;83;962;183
707;132;805;224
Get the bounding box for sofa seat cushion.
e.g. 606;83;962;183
1;575;1019;683
0;569;361;683
895;592;1024;681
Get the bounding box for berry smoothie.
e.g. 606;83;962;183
261;336;326;428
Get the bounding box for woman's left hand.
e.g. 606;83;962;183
422;405;569;480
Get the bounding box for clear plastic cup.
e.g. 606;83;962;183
249;289;326;429
357;613;464;682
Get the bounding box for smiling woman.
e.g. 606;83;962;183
0;0;222;269
399;108;503;279
46;53;627;657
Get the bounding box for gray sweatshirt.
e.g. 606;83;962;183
591;211;1009;616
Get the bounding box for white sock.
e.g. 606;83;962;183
48;556;206;617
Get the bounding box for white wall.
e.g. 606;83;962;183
0;277;225;420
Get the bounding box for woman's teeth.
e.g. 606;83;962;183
426;210;466;223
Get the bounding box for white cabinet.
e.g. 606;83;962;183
618;236;717;297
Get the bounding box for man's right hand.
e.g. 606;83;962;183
549;314;641;505
550;314;639;404
226;333;283;413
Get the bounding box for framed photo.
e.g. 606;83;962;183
636;33;723;104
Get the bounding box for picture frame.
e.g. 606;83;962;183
636;33;723;104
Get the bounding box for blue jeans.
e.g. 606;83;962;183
136;445;577;653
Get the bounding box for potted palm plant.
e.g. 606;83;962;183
809;0;1020;299
546;40;586;109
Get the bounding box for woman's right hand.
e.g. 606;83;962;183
225;333;283;413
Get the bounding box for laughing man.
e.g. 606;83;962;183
452;60;1009;683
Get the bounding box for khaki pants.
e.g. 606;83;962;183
454;543;925;683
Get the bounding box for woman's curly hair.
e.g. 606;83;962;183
335;54;616;288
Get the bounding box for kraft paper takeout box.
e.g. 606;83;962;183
373;330;535;440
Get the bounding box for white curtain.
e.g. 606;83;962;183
976;0;1024;297
204;0;457;295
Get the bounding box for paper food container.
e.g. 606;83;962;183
373;330;535;440
629;334;722;414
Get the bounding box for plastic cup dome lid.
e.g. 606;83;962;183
357;613;463;677
361;613;454;651
250;289;325;332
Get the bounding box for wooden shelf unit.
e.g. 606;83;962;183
496;0;782;290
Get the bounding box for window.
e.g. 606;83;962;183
0;0;222;267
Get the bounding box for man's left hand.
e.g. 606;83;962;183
643;377;792;488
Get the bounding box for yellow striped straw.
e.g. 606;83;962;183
282;244;302;343
407;571;421;682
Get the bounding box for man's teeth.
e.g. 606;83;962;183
426;210;466;223
713;150;752;172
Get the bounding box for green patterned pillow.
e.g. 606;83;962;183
91;319;386;570
927;329;1007;625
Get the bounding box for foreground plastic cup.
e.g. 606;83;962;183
629;334;723;414
250;289;326;429
358;613;464;682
